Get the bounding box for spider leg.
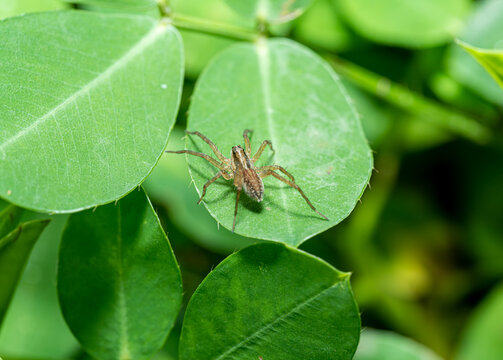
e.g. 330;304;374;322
243;129;253;156
232;187;242;232
198;171;223;204
259;170;328;220
186;131;228;163
165;150;227;171
252;140;274;163
258;165;294;182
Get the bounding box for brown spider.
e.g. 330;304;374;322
166;129;328;232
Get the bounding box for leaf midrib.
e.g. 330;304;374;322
255;40;293;237
0;21;169;153
214;281;343;360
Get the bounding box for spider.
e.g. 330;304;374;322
166;129;328;232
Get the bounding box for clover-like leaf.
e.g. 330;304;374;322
0;11;183;212
184;38;372;245
58;188;182;360
179;242;360;360
338;0;470;48
0;219;50;325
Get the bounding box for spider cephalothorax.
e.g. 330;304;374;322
166;129;328;232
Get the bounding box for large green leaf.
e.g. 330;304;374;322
0;219;50;325
338;0;470;48
0;11;183;212
58;188;182;360
457;41;503;90
446;0;503;105
185;38;372;245
144;127;257;254
456;283;503;360
354;329;442;360
179;242;360;360
225;0;312;23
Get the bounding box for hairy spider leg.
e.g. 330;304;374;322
258;165;295;182
233;187;242;232
259;170;329;220
252;140;274;163
242;129;253;156
165;150;227;172
185;131;228;163
198;170;232;204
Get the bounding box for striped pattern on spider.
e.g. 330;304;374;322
166;129;328;232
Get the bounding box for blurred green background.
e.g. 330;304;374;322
1;0;502;359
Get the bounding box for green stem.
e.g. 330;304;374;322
171;14;258;42
328;56;492;144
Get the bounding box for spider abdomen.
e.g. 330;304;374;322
242;168;264;202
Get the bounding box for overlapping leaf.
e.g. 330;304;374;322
0;219;50;325
179;242;360;360
0;11;183;212
186;38;372;244
58;189;182;360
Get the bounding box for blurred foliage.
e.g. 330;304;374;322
1;0;503;359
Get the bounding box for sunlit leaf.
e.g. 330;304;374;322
338;0;470;48
179;242;360;360
0;11;183;212
446;0;503;105
0;219;50;325
58;188;182;360
457;40;503;90
456;283;503;360
354;329;442;360
184;38;372;245
225;0;313;23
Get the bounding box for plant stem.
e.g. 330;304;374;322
171;14;258;42
328;56;492;144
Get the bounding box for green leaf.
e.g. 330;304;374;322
0;219;50;325
179;242;360;360
456;283;503;360
144;127;257;254
338;0;470;48
457;40;503;90
185;38;372;245
0;0;67;19
0;215;79;359
354;329;442;360
0;204;23;240
57;188;182;360
446;0;503;105
225;0;313;23
0;11;184;212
